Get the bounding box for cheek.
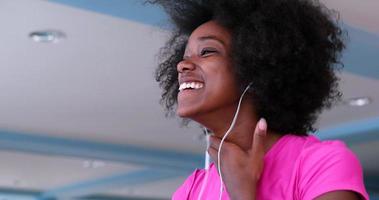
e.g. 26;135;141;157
205;67;240;100
209;61;238;88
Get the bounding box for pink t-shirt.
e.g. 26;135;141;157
172;134;369;200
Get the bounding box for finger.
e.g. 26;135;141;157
251;118;267;156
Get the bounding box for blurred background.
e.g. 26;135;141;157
0;0;378;199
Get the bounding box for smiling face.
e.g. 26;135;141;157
176;21;241;122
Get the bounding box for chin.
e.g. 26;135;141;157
176;108;192;118
177;108;207;127
176;106;200;119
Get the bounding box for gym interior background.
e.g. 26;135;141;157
0;0;378;199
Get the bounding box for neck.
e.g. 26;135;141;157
194;96;282;152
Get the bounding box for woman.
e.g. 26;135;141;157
151;0;369;199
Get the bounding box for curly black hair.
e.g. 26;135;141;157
150;0;346;135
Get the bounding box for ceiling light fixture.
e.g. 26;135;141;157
346;97;372;107
29;30;66;43
82;160;106;169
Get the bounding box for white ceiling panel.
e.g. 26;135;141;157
0;151;140;190
320;0;379;34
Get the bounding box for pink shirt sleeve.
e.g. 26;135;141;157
297;141;369;200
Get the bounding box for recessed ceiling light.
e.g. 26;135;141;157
82;160;106;169
346;97;372;107
29;30;66;43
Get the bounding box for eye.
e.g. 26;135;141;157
200;48;218;57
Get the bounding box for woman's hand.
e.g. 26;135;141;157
208;118;267;200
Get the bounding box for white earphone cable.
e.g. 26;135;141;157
217;83;252;200
197;129;210;200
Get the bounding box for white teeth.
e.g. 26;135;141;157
179;82;204;91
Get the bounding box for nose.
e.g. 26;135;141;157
177;59;196;73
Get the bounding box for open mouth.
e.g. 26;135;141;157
178;82;204;92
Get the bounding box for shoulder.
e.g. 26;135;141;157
299;136;361;176
301;136;357;166
295;136;369;200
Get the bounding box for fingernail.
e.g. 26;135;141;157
258;118;267;131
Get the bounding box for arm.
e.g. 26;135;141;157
315;191;362;200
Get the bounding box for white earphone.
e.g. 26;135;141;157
199;82;253;200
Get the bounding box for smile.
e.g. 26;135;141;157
178;82;204;91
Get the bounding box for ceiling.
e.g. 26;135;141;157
0;0;378;199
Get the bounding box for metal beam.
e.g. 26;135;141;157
49;0;167;27
0;129;203;172
0;187;40;200
316;116;379;144
38;168;179;200
79;196;169;200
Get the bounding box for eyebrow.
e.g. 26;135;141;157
198;35;226;46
